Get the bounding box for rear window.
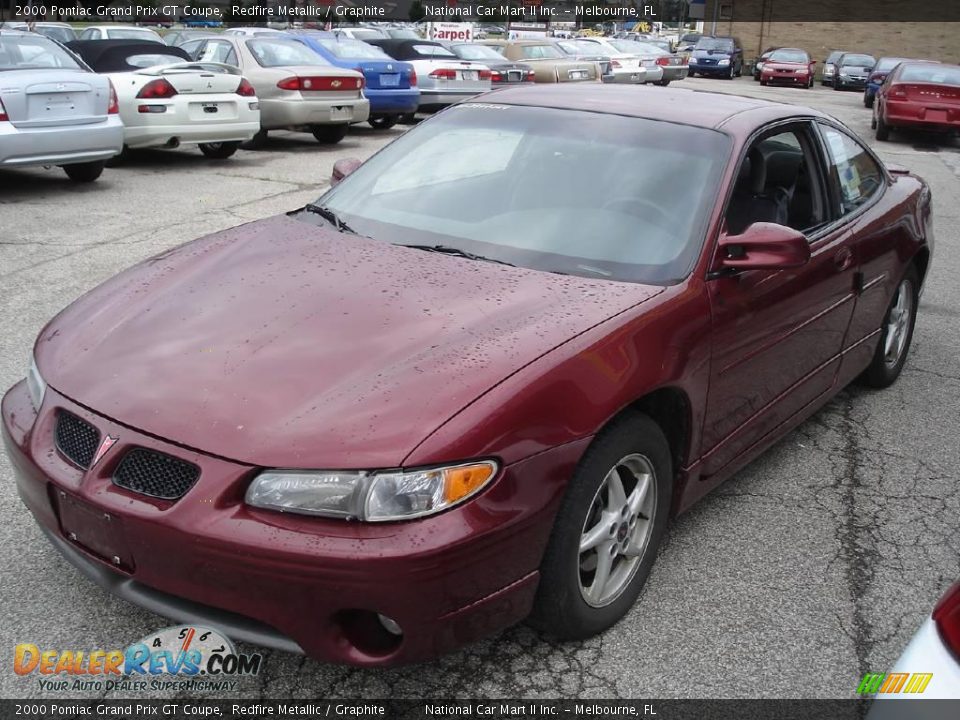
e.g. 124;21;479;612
0;35;83;71
411;44;456;58
247;38;328;67
124;53;189;68
899;64;960;86
451;44;506;61
519;44;563;60
770;49;809;63
841;54;875;67
318;39;389;59
876;57;909;72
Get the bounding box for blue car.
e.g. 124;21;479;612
687;35;744;79
286;31;419;129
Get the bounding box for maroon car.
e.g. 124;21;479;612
3;85;932;666
759;48;815;88
873;61;960;141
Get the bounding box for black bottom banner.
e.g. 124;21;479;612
4;699;960;720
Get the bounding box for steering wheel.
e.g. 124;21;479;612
602;196;675;230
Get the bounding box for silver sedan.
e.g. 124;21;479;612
0;30;122;182
179;34;369;146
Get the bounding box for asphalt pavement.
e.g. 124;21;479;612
1;76;958;700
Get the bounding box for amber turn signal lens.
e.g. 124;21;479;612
442;463;496;504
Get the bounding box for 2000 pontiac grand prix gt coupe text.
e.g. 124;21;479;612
3;85;932;666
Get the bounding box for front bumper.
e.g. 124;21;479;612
761;72;811;86
0;116;123;167
2;380;582;666
688;63;731;76
836;76;868;88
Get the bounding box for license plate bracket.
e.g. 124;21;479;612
379;73;400;87
54;489;134;571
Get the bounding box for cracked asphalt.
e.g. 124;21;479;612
1;77;958;700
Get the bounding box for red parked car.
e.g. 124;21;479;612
759;48;815;88
873;61;960;141
2;85;933;666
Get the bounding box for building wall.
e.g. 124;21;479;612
714;21;960;65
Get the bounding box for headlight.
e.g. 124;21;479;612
246;461;498;522
26;355;46;411
688;56;697;63
718;58;730;66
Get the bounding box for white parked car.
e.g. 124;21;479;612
868;581;960;711
67;40;260;159
223;27;288;38
78;25;163;43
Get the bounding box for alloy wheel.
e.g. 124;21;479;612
883;277;914;369
578;454;657;608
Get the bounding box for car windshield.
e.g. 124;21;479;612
107;28;160;41
826;51;845;63
0;35;83;71
695;38;734;52
315;104;730;285
899;64;960;86
318;38;389;59
769;49;809;63
841;54;875;67
876;57;909;72
452;44;506;61
247;38;327;67
680;34;701;43
349;29;386;41
36;26;77;43
520;44;564;60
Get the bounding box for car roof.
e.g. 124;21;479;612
474;84;822;131
66;39;187;71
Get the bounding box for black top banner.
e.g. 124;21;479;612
3;1;960;25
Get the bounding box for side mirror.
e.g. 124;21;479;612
331;157;361;186
716;222;810;271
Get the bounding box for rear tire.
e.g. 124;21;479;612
528;412;672;640
368;115;399;130
398;112;417;124
198;141;239;159
858;266;919;388
62;161;105;183
311;124;349;144
876;113;891;141
655;79;671;87
241;129;268;150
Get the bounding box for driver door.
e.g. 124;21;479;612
700;120;858;478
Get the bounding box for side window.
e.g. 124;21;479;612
725;125;827;236
820;126;883;214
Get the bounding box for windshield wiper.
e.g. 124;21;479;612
303;203;359;235
398;244;516;267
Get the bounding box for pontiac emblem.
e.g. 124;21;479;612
91;435;118;468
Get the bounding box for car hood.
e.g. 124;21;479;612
37;215;662;469
763;61;807;70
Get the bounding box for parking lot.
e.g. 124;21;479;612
1;75;958;699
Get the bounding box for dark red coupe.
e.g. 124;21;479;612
3;85;932;666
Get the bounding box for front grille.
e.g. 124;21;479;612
113;448;200;500
55;411;100;468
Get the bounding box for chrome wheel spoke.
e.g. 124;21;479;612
605;468;627;511
587;545;614;604
627;473;651;517
580;512;617;553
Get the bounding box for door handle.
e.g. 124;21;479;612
834;247;854;271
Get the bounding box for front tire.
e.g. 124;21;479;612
859;267;919;388
528;412;672;640
312;124;349;144
198;141;239;159
864;92;874;108
62;161;105;183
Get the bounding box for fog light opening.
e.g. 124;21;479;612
377;613;403;636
